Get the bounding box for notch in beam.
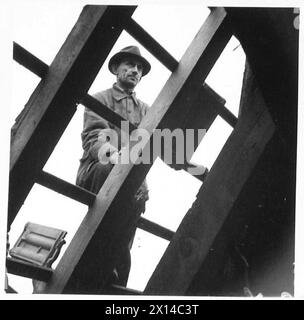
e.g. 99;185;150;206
80;94;137;134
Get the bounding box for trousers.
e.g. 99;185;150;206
77;161;146;287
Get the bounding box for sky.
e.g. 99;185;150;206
0;0;303;298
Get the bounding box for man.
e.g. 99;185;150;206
76;46;151;287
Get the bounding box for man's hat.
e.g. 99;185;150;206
108;46;151;76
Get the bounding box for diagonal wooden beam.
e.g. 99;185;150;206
143;72;276;295
8;5;136;228
42;7;232;293
13;42;48;78
108;284;143;295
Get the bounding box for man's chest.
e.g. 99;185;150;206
111;96;141;126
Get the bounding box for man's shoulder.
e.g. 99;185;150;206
93;88;113;102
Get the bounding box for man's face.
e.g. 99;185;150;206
113;58;143;90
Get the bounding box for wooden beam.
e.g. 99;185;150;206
36;171;96;206
137;217;175;241
11;45;217;192
6;257;53;282
12;43;224;170
12;42;137;134
123;17;178;72
80;94;137;134
225;11;298;257
8;5;136;227
187;60;295;296
201;83;237;128
42;7;232;294
12;43;225;137
6;285;18;294
143;74;275;295
162;82;225;179
225;8;298;141
13;42;48;78
185;61;265;295
108;284;142;295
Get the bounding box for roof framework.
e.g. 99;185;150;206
6;6;298;296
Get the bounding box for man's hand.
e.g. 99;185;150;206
109;149;120;164
98;142;119;165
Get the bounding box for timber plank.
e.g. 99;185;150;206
80;94;137;134
36;171;96;206
8;5;136;227
6;257;53;282
143;78;275;295
42;8;232;294
108;284;142;295
12;40;226;176
137;217;175;241
187;62;295;296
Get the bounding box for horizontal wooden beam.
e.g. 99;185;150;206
13;42;48;78
8;5;137;228
123;17;178;72
137;217;175;241
42;7;232;294
36;171;96;206
6;257;53;282
144;74;275;295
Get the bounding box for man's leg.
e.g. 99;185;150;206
79;161;113;194
115;200;145;286
77;162;146;287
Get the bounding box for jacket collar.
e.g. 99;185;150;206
112;83;139;106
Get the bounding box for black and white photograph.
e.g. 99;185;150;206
0;0;303;302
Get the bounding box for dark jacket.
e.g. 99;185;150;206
76;83;149;202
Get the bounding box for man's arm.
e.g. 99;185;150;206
81;95;120;164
